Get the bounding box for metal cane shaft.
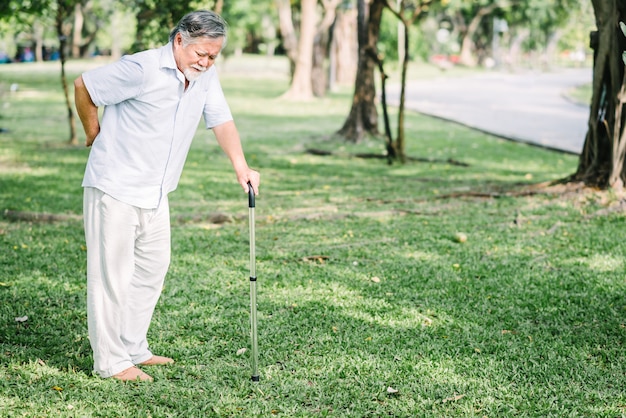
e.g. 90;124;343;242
249;208;256;278
248;184;259;382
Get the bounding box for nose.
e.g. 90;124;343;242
199;56;212;68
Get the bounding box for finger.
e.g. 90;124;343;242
248;182;258;195
251;172;260;195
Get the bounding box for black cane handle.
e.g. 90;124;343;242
248;182;255;208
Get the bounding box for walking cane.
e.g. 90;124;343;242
247;182;259;382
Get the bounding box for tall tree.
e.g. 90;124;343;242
572;0;626;188
312;0;342;97
383;0;431;162
282;0;318;99
278;0;345;98
276;0;298;76
451;0;505;67
445;0;575;68
337;0;385;142
56;0;82;145
506;0;578;69
329;4;358;89
0;0;85;144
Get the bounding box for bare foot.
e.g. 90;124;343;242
139;355;174;366
112;366;153;382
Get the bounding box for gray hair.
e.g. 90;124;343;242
169;10;228;48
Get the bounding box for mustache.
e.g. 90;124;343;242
191;64;207;72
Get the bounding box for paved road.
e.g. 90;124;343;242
387;68;592;154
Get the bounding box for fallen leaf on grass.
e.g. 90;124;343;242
453;232;467;243
51;386;63;392
442;394;465;403
302;255;329;263
371;276;381;283
236;348;247;356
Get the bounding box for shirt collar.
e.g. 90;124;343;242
160;42;178;71
161;42;188;85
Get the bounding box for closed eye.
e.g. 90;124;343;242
197;51;217;60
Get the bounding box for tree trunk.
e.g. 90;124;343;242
330;6;358;89
573;0;626;189
337;0;384;143
312;0;341;97
312;35;328;97
504;29;529;70
282;0;317;100
276;0;298;79
213;0;224;15
72;3;83;59
56;4;77;145
395;17;409;163
110;9;123;60
34;21;44;62
540;30;562;71
369;49;393;162
458;4;498;67
382;0;427;163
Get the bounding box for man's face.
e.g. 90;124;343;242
173;33;223;82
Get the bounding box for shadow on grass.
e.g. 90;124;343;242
0;221;92;374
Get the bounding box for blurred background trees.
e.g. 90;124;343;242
0;0;594;78
4;0;625;188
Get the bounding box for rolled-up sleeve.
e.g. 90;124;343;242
203;72;233;129
82;57;144;106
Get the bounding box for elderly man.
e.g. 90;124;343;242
74;10;260;381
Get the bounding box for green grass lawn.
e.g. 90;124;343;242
1;57;625;417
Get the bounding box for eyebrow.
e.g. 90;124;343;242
197;50;217;59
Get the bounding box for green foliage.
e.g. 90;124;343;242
515;0;578;49
129;0;275;53
437;0;583;59
557;0;595;56
0;0;51;19
1;58;626;416
130;0;193;50
379;8;430;62
218;0;277;55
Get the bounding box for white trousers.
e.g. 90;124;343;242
83;187;171;378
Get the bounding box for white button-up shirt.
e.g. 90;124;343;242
81;42;232;209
